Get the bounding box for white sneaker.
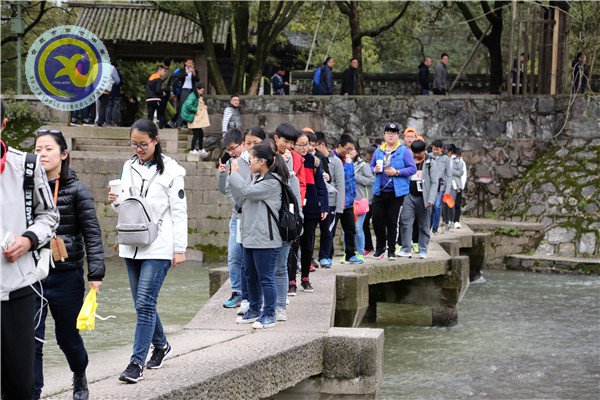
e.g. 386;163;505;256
454;222;461;229
189;149;198;155
275;308;288;321
199;149;209;157
237;300;249;316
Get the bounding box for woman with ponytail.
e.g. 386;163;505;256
108;118;188;383
227;144;288;329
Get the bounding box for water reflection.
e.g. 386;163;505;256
41;259;211;368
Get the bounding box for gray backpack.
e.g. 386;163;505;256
116;167;167;246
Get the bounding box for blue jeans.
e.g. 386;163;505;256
431;192;444;231
34;269;88;399
420;89;430;95
275;242;290;309
125;258;170;365
228;217;244;296
354;213;367;255
244;248;280;319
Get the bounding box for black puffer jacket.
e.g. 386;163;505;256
48;169;105;281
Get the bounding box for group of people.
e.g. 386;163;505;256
1;109;189;397
216;121;467;330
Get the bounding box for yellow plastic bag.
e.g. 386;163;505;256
77;290;98;331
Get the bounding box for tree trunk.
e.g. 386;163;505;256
484;24;503;94
349;2;364;95
194;2;227;94
231;1;250;95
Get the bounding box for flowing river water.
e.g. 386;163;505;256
42;262;599;399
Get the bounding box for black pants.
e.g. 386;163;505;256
34;269;88;399
176;89;193;127
372;192;404;253
317;206;336;260
363;208;374;252
158;95;169;128
106;96;121;126
96;94;109;126
329;207;357;260
433;88;447;95
1;292;35;400
454;190;463;222
287;241;300;282
295;218;319;280
191;128;204;150
147;100;161;122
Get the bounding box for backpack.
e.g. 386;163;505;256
171;68;183;96
263;173;303;243
116;167;167;246
311;67;322;95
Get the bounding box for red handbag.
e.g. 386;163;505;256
353;198;370;215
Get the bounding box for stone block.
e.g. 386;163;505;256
321;327;384;395
334;273;369;327
209;267;230;297
579;232;597;255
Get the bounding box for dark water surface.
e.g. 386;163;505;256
43;264;599;399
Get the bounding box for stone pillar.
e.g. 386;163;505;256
209;266;229;297
334;272;369;327
321;327;384;395
460;232;490;281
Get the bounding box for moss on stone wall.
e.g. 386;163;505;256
500;143;600;257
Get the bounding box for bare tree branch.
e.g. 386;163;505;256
456;2;484;40
360;1;410;38
1;1;47;46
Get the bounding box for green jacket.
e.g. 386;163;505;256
181;93;199;123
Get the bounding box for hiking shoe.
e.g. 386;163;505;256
275;308;288;321
319;258;332;268
418;252;428;259
412;243;419;254
301;279;314;293
398;249;412;258
223;292;243;308
394;244;402;256
72;371;89;400
288;281;297;296
347;255;364;265
252;315;276;329
119;362;144;383
372;250;386;259
237;299;250;315
235;309;260;324
355;254;365;263
146;342;172;369
388;252;397;261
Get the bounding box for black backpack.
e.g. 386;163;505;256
263;173;303;243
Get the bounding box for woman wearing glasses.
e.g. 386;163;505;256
33;130;105;400
108;118;187;383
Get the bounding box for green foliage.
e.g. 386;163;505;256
1;90;43;151
494;226;522;237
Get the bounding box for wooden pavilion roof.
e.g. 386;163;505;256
73;2;229;46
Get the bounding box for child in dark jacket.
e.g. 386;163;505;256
146;66;165;123
291;132;328;292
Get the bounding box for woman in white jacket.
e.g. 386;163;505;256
108;119;187;383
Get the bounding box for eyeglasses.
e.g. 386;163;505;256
130;141;151;150
250;156;263;163
295;142;310;148
226;143;242;153
37;129;63;136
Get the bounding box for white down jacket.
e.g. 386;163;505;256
113;155;188;260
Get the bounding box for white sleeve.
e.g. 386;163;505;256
222;108;233;132
167;175;188;252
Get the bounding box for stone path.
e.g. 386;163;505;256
43;225;479;399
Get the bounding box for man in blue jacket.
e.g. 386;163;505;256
314;57;335;95
370;123;417;260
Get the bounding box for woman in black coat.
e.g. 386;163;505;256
33;130;105;400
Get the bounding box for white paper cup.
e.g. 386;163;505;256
376;160;384;169
109;179;122;202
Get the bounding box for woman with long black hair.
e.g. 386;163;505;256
108;118;187;383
